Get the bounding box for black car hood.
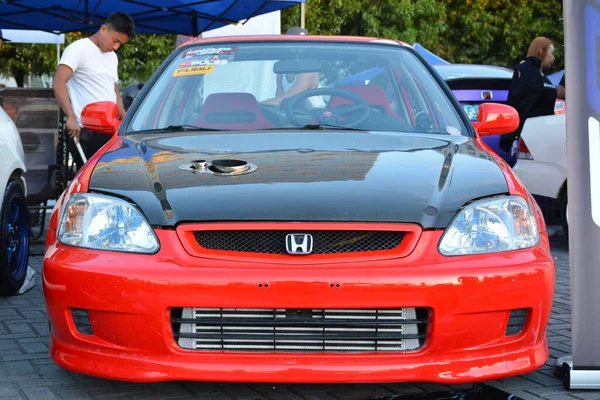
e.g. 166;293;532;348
89;131;508;228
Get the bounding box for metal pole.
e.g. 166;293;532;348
300;2;305;29
554;0;600;390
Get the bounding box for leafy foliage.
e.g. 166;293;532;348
442;0;564;69
0;1;565;87
282;0;564;71
116;33;176;85
0;32;175;87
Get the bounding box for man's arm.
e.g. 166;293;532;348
53;64;80;138
262;73;318;106
115;83;126;119
275;74;287;97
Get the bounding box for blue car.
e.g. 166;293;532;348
433;64;517;164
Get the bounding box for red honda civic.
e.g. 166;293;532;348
43;35;554;383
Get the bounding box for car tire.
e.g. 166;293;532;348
0;180;30;296
561;187;569;242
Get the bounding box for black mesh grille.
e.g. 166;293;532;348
194;230;405;254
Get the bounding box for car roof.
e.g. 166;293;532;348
180;34;411;48
434;64;513;79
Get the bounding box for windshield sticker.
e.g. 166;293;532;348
173;65;214;77
183;47;238;59
446;126;462;136
178;55;232;67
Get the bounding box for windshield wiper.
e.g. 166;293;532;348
161;125;225;132
130;125;226;134
300;123;366;131
260;124;366;131
131;124;366;134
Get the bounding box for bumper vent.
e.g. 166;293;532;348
505;308;528;336
71;308;93;335
171;308;428;352
193;230;405;255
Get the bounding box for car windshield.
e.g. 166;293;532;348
126;41;468;136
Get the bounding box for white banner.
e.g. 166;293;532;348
2;29;65;44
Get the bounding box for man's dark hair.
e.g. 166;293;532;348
105;12;136;39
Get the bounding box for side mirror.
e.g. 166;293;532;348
81;101;119;135
472;103;519;136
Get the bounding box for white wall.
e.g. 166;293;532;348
200;11;281;38
1;30;64;44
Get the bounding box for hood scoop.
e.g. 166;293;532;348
179;159;258;176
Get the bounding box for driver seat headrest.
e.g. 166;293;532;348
195;92;275;129
328;85;396;116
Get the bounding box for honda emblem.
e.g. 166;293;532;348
285;234;313;255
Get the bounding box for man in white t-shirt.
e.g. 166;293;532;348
53;12;135;169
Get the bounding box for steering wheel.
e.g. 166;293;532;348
285;88;370;128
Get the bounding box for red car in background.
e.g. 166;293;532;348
43;35;554;383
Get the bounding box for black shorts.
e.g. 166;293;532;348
68;129;111;169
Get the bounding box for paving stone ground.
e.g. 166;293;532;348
0;228;593;400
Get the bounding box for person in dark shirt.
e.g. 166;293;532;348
500;37;558;156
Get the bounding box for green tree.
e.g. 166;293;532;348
0;42;57;87
443;0;564;70
282;0;447;48
0;1;565;87
115;33;176;85
282;0;564;71
0;32;176;87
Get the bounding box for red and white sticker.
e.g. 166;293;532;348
179;55;231;67
183;47;237;59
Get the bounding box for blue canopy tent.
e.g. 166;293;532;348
412;43;450;66
0;0;304;36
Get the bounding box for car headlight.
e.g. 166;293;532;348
57;193;159;253
438;196;539;256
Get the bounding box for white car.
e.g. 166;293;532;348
0;105;29;295
512;113;568;236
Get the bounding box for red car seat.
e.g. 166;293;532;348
328;85;400;118
195;93;275;130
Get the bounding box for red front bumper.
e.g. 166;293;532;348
43;226;554;383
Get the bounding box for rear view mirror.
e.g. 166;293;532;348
273;59;321;74
81;101;120;135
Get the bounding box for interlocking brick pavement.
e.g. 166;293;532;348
0;232;592;400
